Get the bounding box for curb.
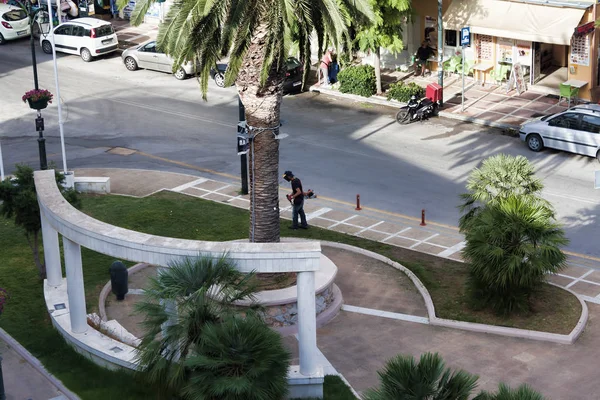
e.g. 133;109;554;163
305;241;588;345
98;262;150;322
0;328;81;400
309;85;521;132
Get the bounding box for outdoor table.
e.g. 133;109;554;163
563;79;588;107
472;63;494;86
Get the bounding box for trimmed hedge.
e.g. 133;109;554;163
337;65;376;97
386;82;425;103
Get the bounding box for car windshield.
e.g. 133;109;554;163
540;115;552;121
95;24;114;38
2;9;27;21
286;57;301;70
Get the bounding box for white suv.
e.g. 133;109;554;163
40;18;118;62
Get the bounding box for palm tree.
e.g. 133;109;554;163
363;352;479;400
134;255;258;397
120;0;374;243
463;195;568;314
459;154;551;233
474;383;546;400
183;316;291;400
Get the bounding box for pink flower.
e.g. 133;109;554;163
22;89;53;104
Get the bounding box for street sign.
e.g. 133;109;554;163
461;27;470;47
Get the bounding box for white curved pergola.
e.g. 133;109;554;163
35;170;325;397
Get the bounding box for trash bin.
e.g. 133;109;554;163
109;261;128;301
426;83;443;103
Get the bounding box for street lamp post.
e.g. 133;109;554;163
25;0;48;170
238;96;248;195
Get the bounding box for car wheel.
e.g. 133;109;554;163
596;150;600;164
526;133;543;152
0;33;5;45
396;109;410;125
214;72;225;87
174;67;186;80
124;56;138;71
81;48;92;62
42;40;52;54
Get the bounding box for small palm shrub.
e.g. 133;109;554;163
464;196;568;314
386;82;425;102
337;65;376;97
474;383;546;400
184;316;291;400
458;154;550;233
363;352;479;400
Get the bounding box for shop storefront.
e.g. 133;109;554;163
441;0;598;101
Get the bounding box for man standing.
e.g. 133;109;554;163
283;170;308;230
415;41;435;76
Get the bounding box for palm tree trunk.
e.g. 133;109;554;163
237;23;285;243
375;47;382;95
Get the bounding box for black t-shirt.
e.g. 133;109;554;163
291;177;303;205
416;46;433;61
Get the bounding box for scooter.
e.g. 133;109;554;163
395;95;439;125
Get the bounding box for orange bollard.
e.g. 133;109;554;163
355;194;362;211
420;209;426;226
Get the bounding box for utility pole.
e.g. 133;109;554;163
437;0;444;107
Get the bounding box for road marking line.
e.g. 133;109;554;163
382;227;412;243
544;190;597;205
409;233;440;249
306;208;332;221
342;305;429;324
566;270;594;289
356;221;385;234
328;215;357;229
438;241;467;257
170;178;208;192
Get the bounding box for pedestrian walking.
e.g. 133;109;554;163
283;170;308;230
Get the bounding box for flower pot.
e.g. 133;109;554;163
27;98;49;110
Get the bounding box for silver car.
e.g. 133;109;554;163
520;104;600;162
121;40;197;80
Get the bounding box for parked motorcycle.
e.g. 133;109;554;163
395;95;439;125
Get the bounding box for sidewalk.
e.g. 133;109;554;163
75;167;600;304
111;18;158;51
310;70;572;132
0;329;78;400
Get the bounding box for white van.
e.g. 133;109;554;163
40;17;118;62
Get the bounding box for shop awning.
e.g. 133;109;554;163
443;0;587;45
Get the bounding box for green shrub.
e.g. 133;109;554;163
386;82;425;102
337;65;376;97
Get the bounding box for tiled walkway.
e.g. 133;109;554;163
77;168;600;305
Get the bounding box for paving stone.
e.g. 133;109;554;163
583;270;600;284
216;187;242;197
385;236;419;248
547;274;575;287
356;229;390;242
518;92;544;101
447;251;464;262
320;210;357;222
489;104;520;114
522;101;554;112
308;217;336;228
425;235;463;247
561;265;591;279
330;223;363;235
411;242;446;256
569;281;600;297
397;228;438;241
476;111;507;120
202;192;232;202
228;198;249;209
181;187;207;197
196;180;229;191
371;221;408;234
344;215;381;227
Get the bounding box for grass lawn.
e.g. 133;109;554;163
0;190;580;399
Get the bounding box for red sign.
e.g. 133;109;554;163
574;21;595;37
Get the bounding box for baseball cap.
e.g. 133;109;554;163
283;170;293;178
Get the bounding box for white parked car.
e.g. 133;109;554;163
520;104;600;162
40;17;118;62
0;3;30;44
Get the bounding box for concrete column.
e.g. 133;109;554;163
41;213;62;286
297;271;318;376
63;237;88;334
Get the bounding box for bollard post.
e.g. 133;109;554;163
420;209;426;226
355;194;362;211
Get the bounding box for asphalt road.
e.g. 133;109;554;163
1;37;599;256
